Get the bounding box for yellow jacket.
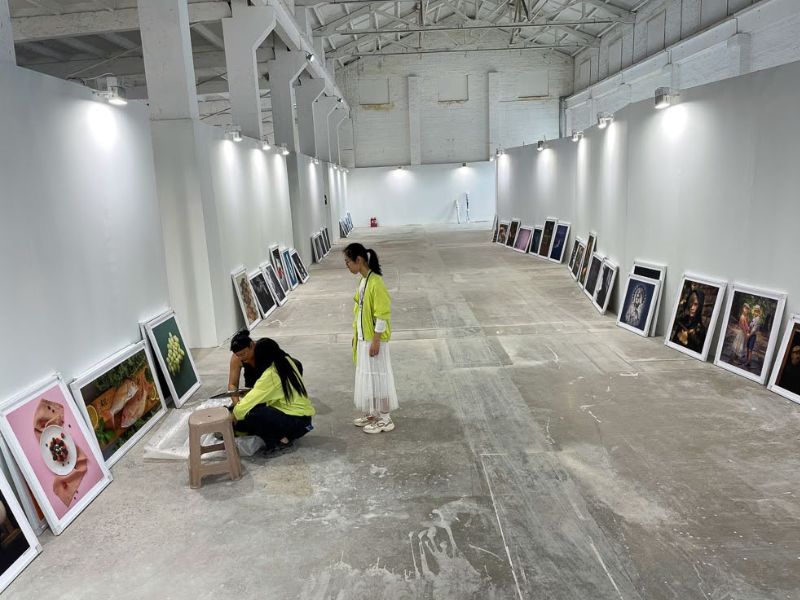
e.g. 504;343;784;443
233;358;315;420
352;272;392;362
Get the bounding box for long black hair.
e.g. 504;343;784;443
258;338;307;400
344;242;382;276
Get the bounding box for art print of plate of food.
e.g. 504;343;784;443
40;426;77;476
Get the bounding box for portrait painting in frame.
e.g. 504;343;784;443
665;274;726;361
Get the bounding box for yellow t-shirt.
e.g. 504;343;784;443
233;358;315;420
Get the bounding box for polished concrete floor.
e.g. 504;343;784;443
7;226;800;599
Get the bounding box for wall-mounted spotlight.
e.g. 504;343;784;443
95;76;127;106
227;125;243;142
262;139;271;151
280;143;289;156
537;139;546;152
306;52;315;63
313;156;320;165
336;96;343;103
597;112;614;129
571;130;584;142
397;165;404;170
654;86;679;110
461;162;467;167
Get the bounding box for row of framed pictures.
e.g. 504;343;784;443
0;308;201;589
491;216;571;263
232;245;310;331
339;212;353;238
312;226;332;264
564;234;800;405
566;232;619;316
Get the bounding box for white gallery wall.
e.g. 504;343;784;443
151;121;297;347
286;154;332;266
325;165;349;240
497;57;800;334
336;50;573;167
0;62;170;400
348;161;496;227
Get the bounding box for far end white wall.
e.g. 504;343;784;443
348;161;496;227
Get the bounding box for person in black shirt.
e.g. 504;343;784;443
227;330;303;405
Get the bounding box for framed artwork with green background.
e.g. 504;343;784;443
144;311;200;407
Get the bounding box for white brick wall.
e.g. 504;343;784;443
567;0;800;133
336;51;573;167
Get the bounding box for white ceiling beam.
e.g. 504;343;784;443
191;22;225;48
12;1;231;42
579;0;632;19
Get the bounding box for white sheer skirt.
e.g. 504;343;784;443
354;341;399;414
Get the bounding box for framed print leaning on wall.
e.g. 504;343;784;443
281;248;299;289
0;375;112;535
496;221;509;245
567;238;581;271
714;284;786;384
290;249;310;283
0;436;48;535
548;222;571;263
231;267;262;330
768;314;800;405
490;215;498;242
269;244;290;293
513;226;533;253
538;218;557;258
617;275;661;337
506;219;521;248
593;259;618;315
583;253;604;300
632;260;667;336
69;342;167;468
262;263;288;306
0;468;41;593
571;240;586;280
143;310;202;408
664;274;726;362
529;226;543;256
248;269;278;319
578;232;597;288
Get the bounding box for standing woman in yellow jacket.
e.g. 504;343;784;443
344;243;398;433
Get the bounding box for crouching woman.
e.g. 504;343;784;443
231;339;315;452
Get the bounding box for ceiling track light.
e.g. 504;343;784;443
461;162;467;167
306;52;315;63
655;86;679;109
280;143;289;156
262;139;271;151
95;76;127;106
313;157;320;165
537;139;546;152
597;112;614;129
571;130;584;142
227;125;242;142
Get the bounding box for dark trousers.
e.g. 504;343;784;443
234;405;312;448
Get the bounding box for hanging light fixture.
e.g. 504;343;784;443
654;87;679;109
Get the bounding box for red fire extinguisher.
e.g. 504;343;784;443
370;217;378;228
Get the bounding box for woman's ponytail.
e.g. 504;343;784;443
366;248;383;276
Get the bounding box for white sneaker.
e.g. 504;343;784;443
353;415;376;427
363;419;395;434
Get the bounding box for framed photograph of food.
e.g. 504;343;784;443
593;259;618;315
538;218;557;258
571;240;586;280
548;222;571;263
768;314;800;405
665;274;726;362
567;238;581;271
578;232;597;288
529;226;543;256
143;310;201;408
69;342;167;468
0;437;48;535
632;260;667;336
506;219;521;248
262;263;288;306
583;253;604;300
231;267;262;330
269;244;290;293
290;249;310;283
0;468;41;593
281;248;299;289
0;375;112;535
513;226;533;253
714;284;786;384
248;269;277;319
617;275;661;337
496;221;509;245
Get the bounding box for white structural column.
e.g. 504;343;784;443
295;78;325;157
408;76;421;165
328;107;348;166
222;0;276;140
138;0;199;120
488;71;500;157
0;0;14;64
267;44;307;152
313;95;338;162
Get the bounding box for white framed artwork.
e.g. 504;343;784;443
548;221;571;263
768;314;800;405
262;263;288;306
290;249;310;283
592;259;618;315
513;226;533;253
538;217;557;258
143;310;202;408
664;273;727;362
583;252;605;301
617;275;662;338
0;467;42;593
248;268;278;319
632;260;667;336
